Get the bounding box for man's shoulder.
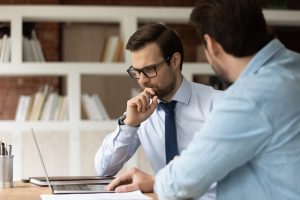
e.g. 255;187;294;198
191;81;217;90
190;81;223;96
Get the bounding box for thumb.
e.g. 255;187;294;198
148;96;158;113
115;183;139;193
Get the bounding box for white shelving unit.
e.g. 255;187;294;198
0;6;299;180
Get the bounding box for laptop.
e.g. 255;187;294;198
31;128;114;194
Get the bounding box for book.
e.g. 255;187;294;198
15;95;32;121
41;92;58;121
29;85;49;120
81;94;103;120
58;96;68;121
23;37;35;62
31;30;45;62
15;95;26;121
51;95;68;121
0;34;8;63
101;36;119;62
3;36;11;62
92;94;110;120
29;39;41;61
29;176;114;186
25;95;34;121
112;39;123;62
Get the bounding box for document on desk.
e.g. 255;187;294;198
40;190;152;200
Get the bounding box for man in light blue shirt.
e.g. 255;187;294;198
106;0;300;199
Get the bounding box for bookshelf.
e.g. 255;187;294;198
0;5;299;180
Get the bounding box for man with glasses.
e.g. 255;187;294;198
95;23;221;199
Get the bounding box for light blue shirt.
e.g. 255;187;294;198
95;77;221;199
155;39;300;200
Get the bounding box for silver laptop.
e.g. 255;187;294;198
31;128;114;194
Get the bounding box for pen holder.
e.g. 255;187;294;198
0;155;13;188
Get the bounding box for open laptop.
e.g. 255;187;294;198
31;128;114;194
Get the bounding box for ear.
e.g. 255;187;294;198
203;34;220;57
170;52;181;70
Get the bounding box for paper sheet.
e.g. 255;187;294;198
40;190;152;200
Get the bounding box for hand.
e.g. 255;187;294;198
105;167;154;193
124;88;158;126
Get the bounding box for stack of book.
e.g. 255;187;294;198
81;94;110;121
23;30;45;62
15;85;68;121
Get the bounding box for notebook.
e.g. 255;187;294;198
31;128;114;194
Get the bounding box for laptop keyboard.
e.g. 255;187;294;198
55;184;89;191
54;184;106;191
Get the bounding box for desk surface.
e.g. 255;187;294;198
0;182;157;200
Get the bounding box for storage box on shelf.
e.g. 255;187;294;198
0;5;299;180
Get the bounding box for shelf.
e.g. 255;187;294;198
0;120;116;132
0;62;214;75
264;9;300;26
0;63;126;75
79;120;116;130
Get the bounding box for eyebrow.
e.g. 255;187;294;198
131;60;164;70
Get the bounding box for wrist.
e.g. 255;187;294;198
118;113;127;126
118;112;140;127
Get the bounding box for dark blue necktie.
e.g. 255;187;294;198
160;101;179;164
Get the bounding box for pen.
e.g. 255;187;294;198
8;144;12;156
4;142;7;155
1;142;5;155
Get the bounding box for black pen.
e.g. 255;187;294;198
1;142;5;155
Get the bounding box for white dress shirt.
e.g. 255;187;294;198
95;77;222;199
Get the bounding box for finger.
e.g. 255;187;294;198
144;88;156;97
115;183;139;193
105;179;120;191
136;98;144;112
128;96;143;112
148;96;158;112
105;171;133;191
137;94;148;112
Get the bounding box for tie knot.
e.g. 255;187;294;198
160;101;177;113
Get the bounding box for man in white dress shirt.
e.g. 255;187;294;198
95;23;221;199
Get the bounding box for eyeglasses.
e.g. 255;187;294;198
127;57;171;79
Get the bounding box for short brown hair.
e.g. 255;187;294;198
189;0;273;57
126;23;184;70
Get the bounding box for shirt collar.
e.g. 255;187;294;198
239;39;284;79
158;77;192;105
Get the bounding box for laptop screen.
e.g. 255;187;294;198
31;128;53;192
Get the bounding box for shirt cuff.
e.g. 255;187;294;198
114;124;139;143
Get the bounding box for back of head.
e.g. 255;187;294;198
126;23;184;70
189;0;273;57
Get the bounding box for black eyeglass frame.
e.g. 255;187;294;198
126;57;171;79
